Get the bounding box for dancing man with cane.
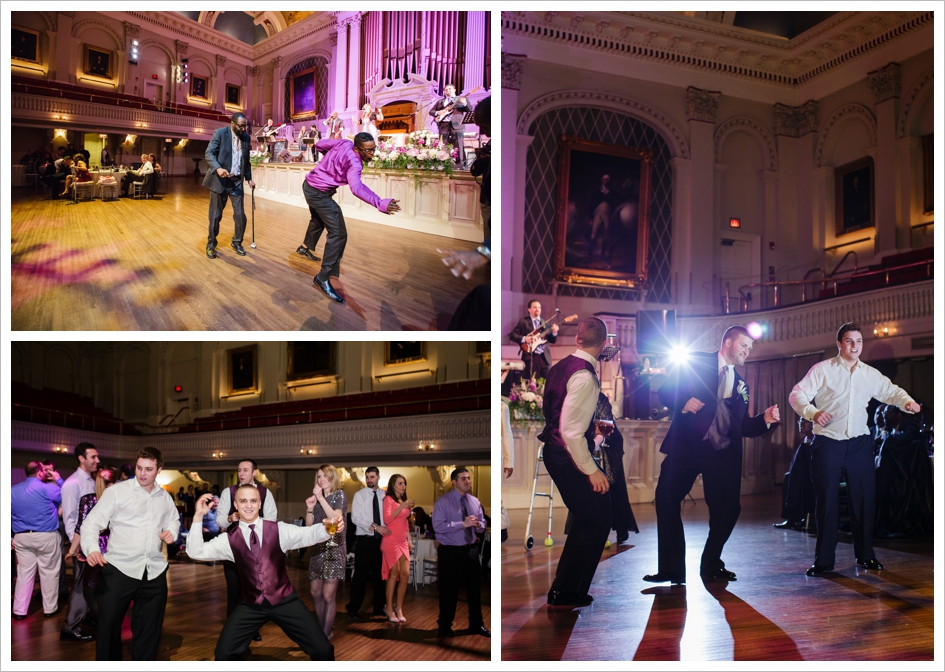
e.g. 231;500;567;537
203;112;255;260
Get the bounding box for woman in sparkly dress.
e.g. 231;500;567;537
381;474;414;623
306;464;347;638
65;465;120;626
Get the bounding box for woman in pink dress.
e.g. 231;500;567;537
381;473;414;623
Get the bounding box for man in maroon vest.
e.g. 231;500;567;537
188;485;341;660
537;316;612;607
215;458;277;642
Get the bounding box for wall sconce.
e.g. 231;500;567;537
729;217;741;228
418;442;435;452
211;451;225;458
53;446;67;453
124;134;137;145
99;134;108;140
177;139;189;149
873;323;889;338
299;448;317;456
54;128;68;139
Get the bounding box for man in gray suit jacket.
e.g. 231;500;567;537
203;112;255;259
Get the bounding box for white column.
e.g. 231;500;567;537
873;97;899;255
897;135;922;249
333;18;349;117
760;169;779;281
346;14;363;112
669;157;692;306
687;118;716;313
509;134;534;295
271;57;283;123
215;55;226;112
52;12;75;84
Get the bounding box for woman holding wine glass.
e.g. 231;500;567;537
381;474;414;623
306;464;347;638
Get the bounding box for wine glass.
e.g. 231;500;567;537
325;516;340;547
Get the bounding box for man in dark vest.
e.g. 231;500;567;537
538;316;612;607
215;459;277;642
188;487;340;660
644;326;779;585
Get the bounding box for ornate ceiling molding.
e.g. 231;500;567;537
773;100;819;138
897;69;933;139
501;52;526;91
686;86;720;123
714;116;778;171
815;102;877;167
125;11;254;59
502;11;932;89
517;90;690;159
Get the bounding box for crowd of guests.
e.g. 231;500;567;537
11;444;490;661
20;144;162;199
775;401;934;538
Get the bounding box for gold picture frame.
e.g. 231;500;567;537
12;26;41;64
385;342;427;366
227;344;258;395
83;45;113;79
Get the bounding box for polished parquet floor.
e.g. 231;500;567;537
10;549;491;661
501;491;935;661
10;179;485;331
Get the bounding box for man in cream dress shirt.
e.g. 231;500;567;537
81;447;179;660
790;322;920;577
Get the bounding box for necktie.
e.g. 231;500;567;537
248;523;260;557
705;367;732;450
460;495;475;544
372;490;381;538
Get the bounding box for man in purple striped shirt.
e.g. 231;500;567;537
298;132;400;303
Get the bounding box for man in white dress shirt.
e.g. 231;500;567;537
216;458;277;642
187;486;341;660
536;317;612;607
81;447;179;660
59;442;99;642
344;466;391;620
790;322;920;576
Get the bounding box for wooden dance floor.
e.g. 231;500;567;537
10;178;484;331
10;550;491;661
501;491;935;661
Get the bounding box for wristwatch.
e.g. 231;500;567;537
476;245;491;260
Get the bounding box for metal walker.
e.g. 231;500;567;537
524;443;556;550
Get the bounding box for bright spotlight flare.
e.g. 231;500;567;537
668;344;690;365
746;321;764;340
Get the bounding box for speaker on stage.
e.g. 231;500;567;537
636;310;676;354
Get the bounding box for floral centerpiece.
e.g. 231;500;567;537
508;375;545;421
368;130;456;174
249;148;270;169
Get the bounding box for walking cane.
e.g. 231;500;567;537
250;184;256;248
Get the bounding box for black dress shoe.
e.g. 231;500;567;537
806;564;834;576
12;613;27;621
773;520;794;528
547;589;593;606
253;632;262;642
296;245;321;261
347;610;360;621
472;625;491;637
643;573;685;585
60;629;94;642
857;558;884;570
616;531;630;544
206;246;217;259
701;568;737;582
314;277;343;303
231;242;247;256
437;627;455;638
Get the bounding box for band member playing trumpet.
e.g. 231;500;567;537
508;300;559;380
430;84;470;166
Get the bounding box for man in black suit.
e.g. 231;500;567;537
430;84;471;167
508;300;559;380
644;326;779;584
203;112;255;259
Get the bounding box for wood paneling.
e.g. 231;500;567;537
501;491;934;661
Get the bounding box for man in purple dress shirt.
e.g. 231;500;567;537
298;131;400;303
432;467;490;638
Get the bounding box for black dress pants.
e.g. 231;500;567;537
654;440;742;578
521;352;550;380
542;443;612;597
781;441;815;522
810;434;875;567
207;177;247;249
301;180;345;281
437;543;483;630
96;565;168;660
214;592;333;661
345;535;385;615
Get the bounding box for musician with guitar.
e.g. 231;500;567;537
509;301;563;380
430;84;472;167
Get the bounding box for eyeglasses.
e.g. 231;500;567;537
358;146;376;154
233;122;247;129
